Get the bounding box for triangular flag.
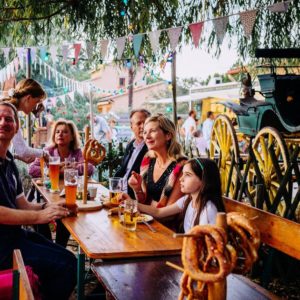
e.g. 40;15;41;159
148;30;162;53
86;41;94;60
239;10;257;38
16;47;25;68
14;58;19;74
68;91;75;102
30;47;37;62
49;46;58;63
133;34;144;57
268;1;291;13
39;46;47;61
116;36;126;59
59;94;66;104
189;22;204;48
10;62;14;77
48;66;51;80
73;43;81;64
2;48;10;61
167;27;182;51
100;40;109;59
62;45;69;63
213;16;229;45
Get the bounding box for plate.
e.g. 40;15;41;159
137;213;154;223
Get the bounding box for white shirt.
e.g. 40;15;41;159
176;195;218;232
182;116;196;143
202;118;214;145
123;140;145;193
94;116;110;142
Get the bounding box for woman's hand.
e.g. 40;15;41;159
128;171;142;192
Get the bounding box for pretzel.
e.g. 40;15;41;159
83;139;106;165
182;225;231;283
227;212;260;274
179;272;207;300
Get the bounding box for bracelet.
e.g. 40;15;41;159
41;202;47;210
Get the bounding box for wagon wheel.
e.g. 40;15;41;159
210;115;240;198
247;127;289;216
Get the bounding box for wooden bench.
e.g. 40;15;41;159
91;197;300;299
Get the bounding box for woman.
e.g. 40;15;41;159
29;118;94;177
128;114;186;208
29;119;94;248
0;78;47;163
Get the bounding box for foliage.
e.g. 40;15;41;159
0;0;298;63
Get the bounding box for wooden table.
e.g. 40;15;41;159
92;256;279;300
32;179;182;299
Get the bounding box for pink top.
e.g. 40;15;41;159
29;146;95;178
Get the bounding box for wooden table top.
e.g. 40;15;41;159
32;179;182;259
92;256;279;300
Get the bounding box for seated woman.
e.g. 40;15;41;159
29;119;94;247
128;114;186;209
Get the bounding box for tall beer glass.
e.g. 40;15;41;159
109;177;123;205
64;169;78;216
49;156;60;193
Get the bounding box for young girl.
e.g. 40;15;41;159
137;158;225;232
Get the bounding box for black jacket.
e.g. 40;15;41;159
114;140;148;199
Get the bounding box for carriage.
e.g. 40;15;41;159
210;48;300;220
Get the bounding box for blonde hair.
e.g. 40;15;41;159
49;119;81;151
144;114;184;160
2;79;46;109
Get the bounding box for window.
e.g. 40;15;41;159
119;77;125;87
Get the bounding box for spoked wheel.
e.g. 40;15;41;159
247;127;290;216
210;115;240;198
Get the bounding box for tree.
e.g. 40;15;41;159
0;0;298;61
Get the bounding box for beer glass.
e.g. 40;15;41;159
64;157;76;169
109;177;123;205
49;156;60;193
40;157;45;183
123;199;138;231
64;169;78;216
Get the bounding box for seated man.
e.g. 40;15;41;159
0;102;76;300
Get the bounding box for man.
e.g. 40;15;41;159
202;111;215;148
182;110;197;147
115;109;150;198
0;102;76;299
87;113;112;143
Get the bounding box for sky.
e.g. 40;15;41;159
160;39;240;81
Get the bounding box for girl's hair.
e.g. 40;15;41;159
181;158;225;227
49;119;81;151
0;102;19;131
144;114;184;160
2;79;46;109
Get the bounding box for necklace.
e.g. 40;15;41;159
156;158;171;169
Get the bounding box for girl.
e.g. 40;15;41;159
138;158;225;232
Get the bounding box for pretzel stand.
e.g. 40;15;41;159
76;126;106;211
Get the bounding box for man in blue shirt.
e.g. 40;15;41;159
0;102;76;299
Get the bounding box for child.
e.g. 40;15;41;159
137;158;225;232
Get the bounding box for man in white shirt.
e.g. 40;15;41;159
115;109;150;198
182;110;197;147
202;111;215;148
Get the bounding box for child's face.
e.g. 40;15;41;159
179;163;202;194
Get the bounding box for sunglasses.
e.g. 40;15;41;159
32;103;45;118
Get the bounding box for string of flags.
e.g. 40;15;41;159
0;1;292;65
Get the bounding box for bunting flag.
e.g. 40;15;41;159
61;45;69;63
68;91;75;102
189;22;204;48
30;47;37;62
39;46;47;61
16;47;25;68
86;41;94;60
167;27;182;51
13;58;19;74
148;30;162;53
49;46;58;64
100;40;109;58
2;48;10;61
116;36;126;59
73;43;81;65
133;34;144;57
268;1;291;13
240;10;257;38
213;16;229;45
59;94;66;104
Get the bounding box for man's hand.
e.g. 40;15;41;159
37;202;69;224
128;171;142;191
14;154;35;164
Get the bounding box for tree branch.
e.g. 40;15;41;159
0;0;68;11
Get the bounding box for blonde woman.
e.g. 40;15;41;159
1;78;47;163
128;114;186;208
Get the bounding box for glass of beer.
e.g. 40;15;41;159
40;157;45;183
49;156;60;193
123;199;138;231
65;157;76;169
64;169;78;217
109;177;123;205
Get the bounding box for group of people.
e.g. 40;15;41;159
0;78;224;299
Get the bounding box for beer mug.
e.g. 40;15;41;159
109;177;123;205
123;199;138;231
49;156;60;193
64;169;78;216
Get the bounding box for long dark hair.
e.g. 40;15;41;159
181;158;225;227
